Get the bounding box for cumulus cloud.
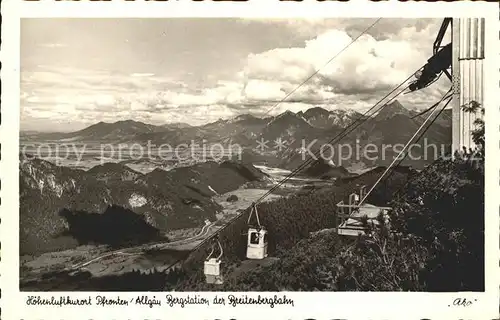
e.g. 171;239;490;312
231;20;447;113
240;18;441;43
240;28;429;97
21;18;450;131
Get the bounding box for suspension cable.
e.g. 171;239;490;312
358;88;453;205
382;92;453;185
300;92;453;198
253;71;420;204
410;92;451;120
385;94;455;202
267;83;409;186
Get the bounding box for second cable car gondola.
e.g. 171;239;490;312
204;238;224;285
246;203;268;260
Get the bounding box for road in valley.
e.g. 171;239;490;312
69;220;216;270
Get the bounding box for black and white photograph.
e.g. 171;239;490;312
18;16;487;293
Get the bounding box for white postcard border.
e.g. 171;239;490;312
1;1;499;319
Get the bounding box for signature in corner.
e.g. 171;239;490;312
450;297;477;307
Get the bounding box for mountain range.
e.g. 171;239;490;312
20;106;363;143
21;101;452;173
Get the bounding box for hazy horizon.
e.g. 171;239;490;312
21;18;450;132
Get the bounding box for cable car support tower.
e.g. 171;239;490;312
335;17;486;237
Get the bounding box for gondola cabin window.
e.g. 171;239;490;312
250;231;260;245
246;227;269;260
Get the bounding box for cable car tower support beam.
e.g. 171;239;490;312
451;17;486;155
435;18;453;81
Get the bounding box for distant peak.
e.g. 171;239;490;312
385;100;406;110
303;106;330;116
308;106;329;112
115;119;140;124
274;110;296;119
376;100;411;119
231;114;258;122
164;122;192;128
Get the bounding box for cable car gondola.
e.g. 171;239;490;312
246;203;268;260
204;239;224;285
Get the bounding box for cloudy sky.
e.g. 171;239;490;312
21;18;450;132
